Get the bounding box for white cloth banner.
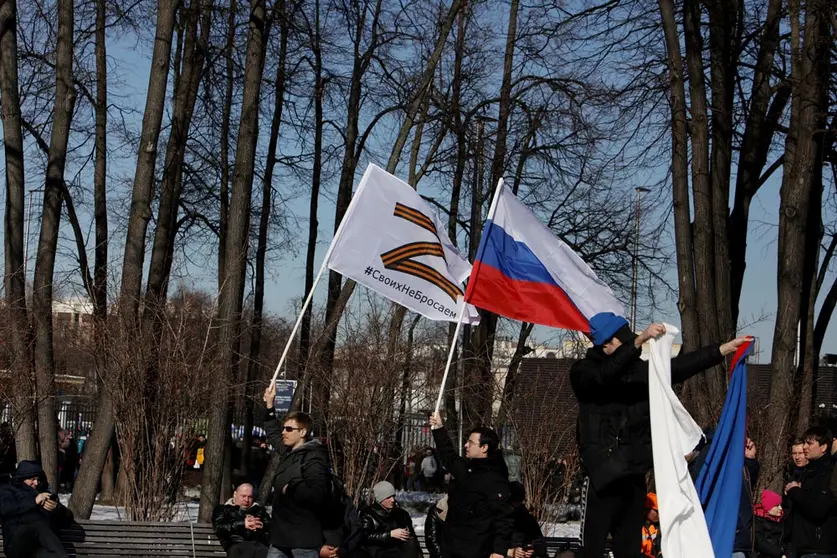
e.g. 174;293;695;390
328;164;480;324
648;325;715;558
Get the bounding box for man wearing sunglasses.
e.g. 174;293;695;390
264;383;330;558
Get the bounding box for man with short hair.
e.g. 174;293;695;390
212;483;271;558
784;426;837;557
0;460;72;558
264;383;330;558
429;412;514;558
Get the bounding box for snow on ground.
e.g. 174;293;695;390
59;489;581;540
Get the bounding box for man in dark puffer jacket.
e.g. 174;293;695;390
0;460;73;558
212;482;271;558
571;313;749;558
356;482;420;558
429;413;515;558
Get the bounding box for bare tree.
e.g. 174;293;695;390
0;0;37;461
200;0;271;521
31;0;77;490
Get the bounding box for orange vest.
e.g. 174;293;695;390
641;523;661;557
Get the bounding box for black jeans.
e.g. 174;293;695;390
578;474;646;558
5;523;68;558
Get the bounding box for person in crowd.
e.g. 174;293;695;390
0;422;16;484
784;426;837;557
570;314;750;558
429;411;514;558
319;486;361;558
420;449;438;492
212;483;271;558
425;495;448;558
264;382;330;558
355;481;420;558
641;493;661;558
789;439;808;481
507;482;546;558
0;460;73;558
732;438;760;558
753;489;785;558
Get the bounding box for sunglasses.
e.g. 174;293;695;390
283;426;303;433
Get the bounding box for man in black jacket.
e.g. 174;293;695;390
784;426;837;557
0;460;72;558
429;412;514;558
264;383;330;558
356;481;420;558
212;483;271;558
571;313;749;558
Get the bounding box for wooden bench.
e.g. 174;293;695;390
0;520;226;557
0;521;591;558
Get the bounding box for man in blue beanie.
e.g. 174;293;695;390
572;314;749;558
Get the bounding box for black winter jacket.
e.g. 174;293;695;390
571;341;723;490
0;481;72;553
785;454;837;555
510;505;547;557
211;500;271;550
733;458;760;553
424;506;444;558
753;514;784;558
357;503;420;558
265;412;330;549
432;426;515;558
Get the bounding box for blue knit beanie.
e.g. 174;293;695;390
589;312;629;346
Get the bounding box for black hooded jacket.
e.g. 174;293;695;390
571;339;723;490
211;499;271;550
431;426;514;558
265;413;330;549
0;461;73;553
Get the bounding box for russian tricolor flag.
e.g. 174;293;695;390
465;181;624;331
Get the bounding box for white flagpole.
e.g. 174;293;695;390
434;298;468;414
433;178;505;414
270;166;375;385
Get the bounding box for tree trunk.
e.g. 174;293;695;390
706;0;738;342
472;0;518;423
320;0;383;388
659;0;703;418
0;0;37;462
218;0;236;285
244;0;289;477
31;0;76;491
728;0;784;327
119;0;178;320
766;0;827;489
299;0;325;409
199;0;269;522
684;0;723;412
70;0;112;518
99;440;116;504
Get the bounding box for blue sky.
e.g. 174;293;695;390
6;23;836;366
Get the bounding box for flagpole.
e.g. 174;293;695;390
270;166;375;385
434;298;468;414
433;178;505;415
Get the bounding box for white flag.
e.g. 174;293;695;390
328;164;480;324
